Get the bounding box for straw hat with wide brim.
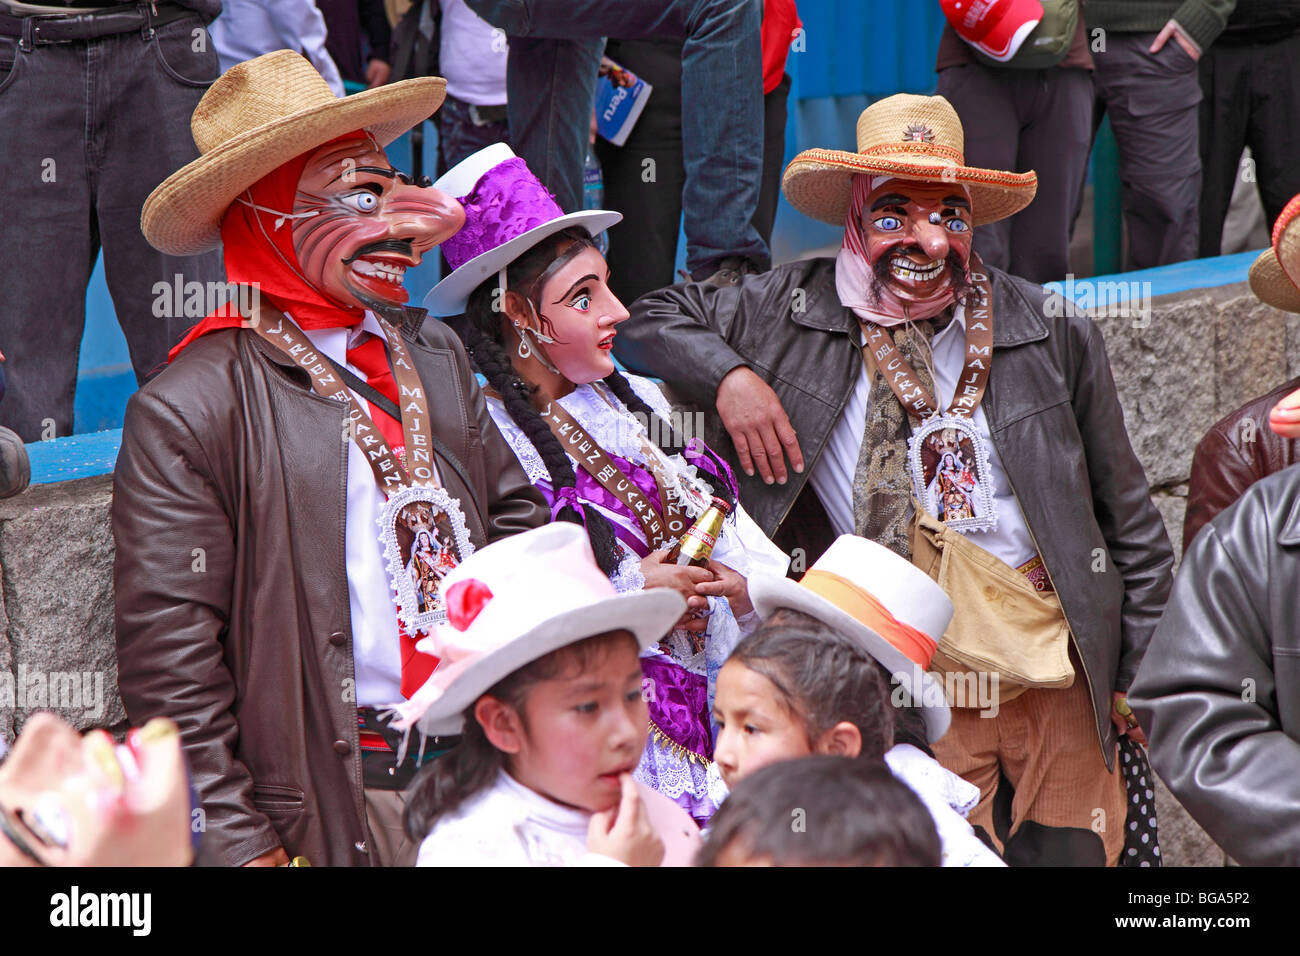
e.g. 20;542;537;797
1249;193;1300;313
142;50;447;256
781;93;1038;227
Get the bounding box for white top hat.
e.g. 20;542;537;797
748;535;955;741
423;144;623;316
389;523;685;737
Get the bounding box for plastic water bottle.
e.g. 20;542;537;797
583;148;610;256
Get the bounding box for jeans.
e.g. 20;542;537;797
0;6;225;441
464;0;769;276
435;95;511;177
597;36;788;304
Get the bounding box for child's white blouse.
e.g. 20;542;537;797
415;769;700;867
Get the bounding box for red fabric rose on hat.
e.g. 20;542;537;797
445;579;494;632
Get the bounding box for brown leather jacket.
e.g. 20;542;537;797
618;259;1175;767
112;309;547;867
1184;376;1300;551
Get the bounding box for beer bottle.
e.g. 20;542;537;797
669;496;731;567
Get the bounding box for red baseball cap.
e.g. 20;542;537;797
940;0;1044;62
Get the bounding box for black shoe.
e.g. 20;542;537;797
0;426;30;499
692;256;763;288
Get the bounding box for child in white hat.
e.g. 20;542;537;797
392;523;701;866
709;535;1005;867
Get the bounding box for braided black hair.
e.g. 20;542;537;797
453;226;732;578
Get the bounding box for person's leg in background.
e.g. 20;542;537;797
501;34;603;215
435;97;510;177
935;63;1020;274
1197;41;1250;257
1246;32;1300;232
97;12;224;391
595;38;687;305
466;0;767;277
1010;68;1093;283
752;71;791;252
0;32;96;442
0;359;30;498
678;0;766;278
1092;32;1202;270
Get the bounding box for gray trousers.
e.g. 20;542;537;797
1091;31;1203;270
365;788;418;867
0;8;224;441
936;63;1093;284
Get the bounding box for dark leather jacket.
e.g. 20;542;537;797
1129;464;1300;865
1184;375;1300;550
617;258;1174;763
112;310;547;866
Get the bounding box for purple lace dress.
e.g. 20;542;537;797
485;376;785;825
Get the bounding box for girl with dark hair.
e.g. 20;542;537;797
711;534;1007;867
393;524;701;866
424;146;788;826
711;613;1003;868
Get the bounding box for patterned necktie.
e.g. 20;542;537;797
346;330;434;698
852;317;947;559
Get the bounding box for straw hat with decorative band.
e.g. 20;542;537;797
1248;193;1300;313
781;93;1038;227
142;50;447;256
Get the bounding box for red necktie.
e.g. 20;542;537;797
346;330;437;698
346;331;404;458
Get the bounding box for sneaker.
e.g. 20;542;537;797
0;426;30;499
692;256;763;288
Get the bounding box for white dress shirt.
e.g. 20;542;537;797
809;304;1037;570
303;313;438;708
438;0;508;105
210;0;346;98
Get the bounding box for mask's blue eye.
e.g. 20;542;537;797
344;191;379;213
873;215;902;231
572;293;591;310
947;218;970;233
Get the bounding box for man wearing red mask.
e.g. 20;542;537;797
113;51;547;867
618;94;1175;865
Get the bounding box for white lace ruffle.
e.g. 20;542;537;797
633;729;717;807
485;379;787;584
486;399;551;485
610;550;646;594
705;761;730;809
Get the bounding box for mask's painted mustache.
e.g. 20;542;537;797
868;246;970;307
343;238;415;264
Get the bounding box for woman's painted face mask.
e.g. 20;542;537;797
292;138;466;311
526;243;630;386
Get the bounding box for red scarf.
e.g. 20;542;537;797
168;133;369;362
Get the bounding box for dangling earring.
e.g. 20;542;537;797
513;322;532;360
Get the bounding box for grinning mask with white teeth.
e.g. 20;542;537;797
290;138;466;313
836;175;974;327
